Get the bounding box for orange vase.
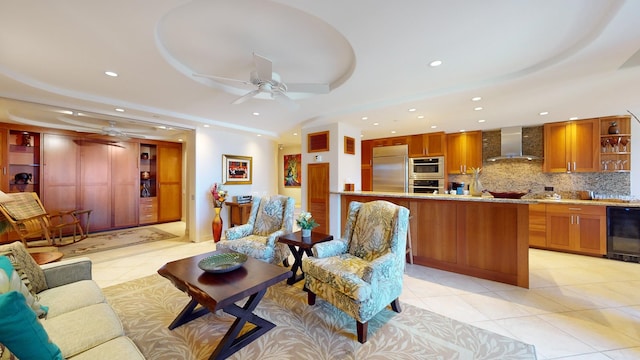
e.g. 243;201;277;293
212;207;223;242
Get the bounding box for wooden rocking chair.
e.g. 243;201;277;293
0;192;85;248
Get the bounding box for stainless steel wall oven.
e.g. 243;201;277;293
409;156;445;193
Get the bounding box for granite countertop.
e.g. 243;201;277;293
334;191;640;207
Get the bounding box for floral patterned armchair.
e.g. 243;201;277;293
217;195;294;265
301;200;409;343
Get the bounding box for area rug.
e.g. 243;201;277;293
58;227;179;257
103;274;537;360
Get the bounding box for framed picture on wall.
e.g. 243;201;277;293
222;154;252;185
284;154;301;187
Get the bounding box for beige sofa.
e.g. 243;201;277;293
0;241;144;359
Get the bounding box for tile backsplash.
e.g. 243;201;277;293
448;126;631;198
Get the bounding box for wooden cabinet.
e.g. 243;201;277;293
545;204;606;256
409;132;446;157
157;142;182;222
543;119;599;173
110;142;139;228
528;203;547;248
446;131;482;174
139;197;158;224
225;201;252;227
361;140;373;191
371;136;407;148
599;115;631;172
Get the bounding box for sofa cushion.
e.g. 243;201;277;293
0;241;47;294
68;336;145;360
253;196;284;236
0;291;63;360
41;303;124;359
38;280;105;318
0;256;47;318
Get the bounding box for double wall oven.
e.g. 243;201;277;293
409;156;445;193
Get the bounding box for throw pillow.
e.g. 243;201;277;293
0;242;47;294
0;256;47;318
253;197;284;236
0;291;62;360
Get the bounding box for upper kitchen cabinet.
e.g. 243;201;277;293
599;115;631;172
446;131;482;174
409;132;446;157
371;136;408;147
361;140;373;191
543;119;599;173
7;129;41;195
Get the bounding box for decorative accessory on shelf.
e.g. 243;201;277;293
469;167;483;197
608;121;619;134
297;211;319;237
210;183;228;208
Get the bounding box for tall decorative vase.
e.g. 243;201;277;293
469;171;483;197
301;228;311;238
212;207;223;243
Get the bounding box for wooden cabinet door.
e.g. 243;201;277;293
446;131;481;174
411;200;457;263
42;134;79;213
529;203;547;247
425;132;446;156
361;140;373;167
111;141;139;228
157;143;182;222
307;163;329;234
575;214;606;255
572;119;599;172
408;134;425;157
361;166;372;191
79;141;111;232
545;204;605;255
361;140;373;191
546;211;573;251
543;122;570;172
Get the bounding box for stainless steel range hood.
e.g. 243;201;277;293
487;126;540;161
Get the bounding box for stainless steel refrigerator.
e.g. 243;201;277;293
372;145;408;192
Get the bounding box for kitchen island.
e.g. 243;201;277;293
336;191;534;288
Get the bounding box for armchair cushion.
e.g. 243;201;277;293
302;254;372;300
349;204;394;261
253;196;285;236
0;241;47;294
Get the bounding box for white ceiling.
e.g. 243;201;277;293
1;0;639;145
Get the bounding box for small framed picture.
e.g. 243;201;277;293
222;154;252;185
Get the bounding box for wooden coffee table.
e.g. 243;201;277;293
277;231;333;285
157;250;291;360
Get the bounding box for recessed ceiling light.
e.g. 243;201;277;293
177;138;183;142
459;129;466;132
474;107;483;111
417;115;424;119
60;110;73;115
539;111;549;116
293;132;298;136
361;116;368;120
105;71;118;77
252;112;259;116
569;116;578;120
408;108;416;112
373;122;379;126
430;125;437;129
158;126;167;129
203;124;210;128
391;130;397;134
115;108;124;112
429;60;443;67
471;97;482;101
478;119;486;123
257;134;262;137
360;134;364;137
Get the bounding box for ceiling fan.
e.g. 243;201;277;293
58;117;148;141
194;52;330;110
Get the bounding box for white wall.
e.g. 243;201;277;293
187;127;278;242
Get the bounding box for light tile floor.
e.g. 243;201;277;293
85;222;640;360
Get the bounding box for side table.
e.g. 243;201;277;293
277;231;333;285
225;201;252;227
30;251;64;265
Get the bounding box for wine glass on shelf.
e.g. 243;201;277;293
601;160;609;171
619;137;629;152
609;136;619;153
601;137;610;153
615;160;623;171
622;160;629;170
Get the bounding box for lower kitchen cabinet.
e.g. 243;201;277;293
528;203;547;248
545;204;606;256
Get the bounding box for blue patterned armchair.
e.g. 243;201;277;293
301;200;409;343
217;195;294;265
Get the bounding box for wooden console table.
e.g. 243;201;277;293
225;201;252;227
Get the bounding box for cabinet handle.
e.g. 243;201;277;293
573;162;577;171
567;162;571;172
570;215;574;224
576;215;580;225
2;167;5;175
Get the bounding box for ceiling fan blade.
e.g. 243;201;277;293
286;82;331;94
273;93;300;111
231;89;261;105
193;73;251;85
253;53;273;81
